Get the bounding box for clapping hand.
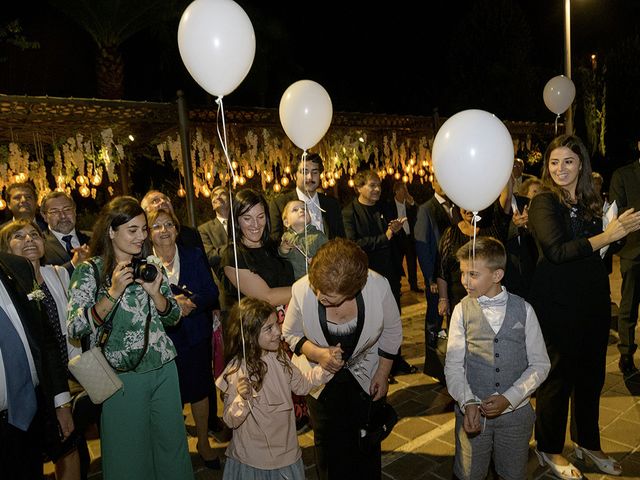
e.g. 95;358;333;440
606;208;640;243
512;205;529;228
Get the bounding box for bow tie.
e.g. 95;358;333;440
477;294;508;308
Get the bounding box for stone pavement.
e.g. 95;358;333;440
45;257;640;479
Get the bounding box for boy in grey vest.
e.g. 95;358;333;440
444;237;550;480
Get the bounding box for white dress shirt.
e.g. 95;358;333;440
0;280;71;410
394;199;410;234
50;228;81;249
216;214;228;233
296;187;324;233
444;287;550;413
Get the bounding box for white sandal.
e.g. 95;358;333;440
574;445;622;476
535;449;583;480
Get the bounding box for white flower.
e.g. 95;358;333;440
145;255;163;269
27;286;46;302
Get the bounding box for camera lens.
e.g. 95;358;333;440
139;264;158;283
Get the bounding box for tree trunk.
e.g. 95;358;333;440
96;45;124;100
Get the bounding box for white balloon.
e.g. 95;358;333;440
543;75;576;115
178;0;256;97
432;109;514;212
279;80;333;151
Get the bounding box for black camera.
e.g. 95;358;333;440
130;257;158;283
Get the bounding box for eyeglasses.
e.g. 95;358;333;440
11;230;42;241
46;206;74;217
151;221;176;232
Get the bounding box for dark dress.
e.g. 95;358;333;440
220;242;294;310
165;245;219;404
528;191;610;453
438;205;509;309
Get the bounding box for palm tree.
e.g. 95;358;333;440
49;0;179;99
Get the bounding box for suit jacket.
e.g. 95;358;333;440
269;189;345;241
414;197;454;283
198;218;228;271
177;224;206;253
43;230;91;272
610;161;640;260
0;252;68;416
165;245;218;350
342;200;401;281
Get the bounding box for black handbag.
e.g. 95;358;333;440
358;396;398;452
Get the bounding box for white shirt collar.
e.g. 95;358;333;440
434;192;447;205
49;228;78;242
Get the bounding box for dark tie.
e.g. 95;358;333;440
61;235;73;256
0;306;38;431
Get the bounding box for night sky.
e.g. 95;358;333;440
2;0;640;158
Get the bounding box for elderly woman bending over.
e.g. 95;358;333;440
283;238;402;480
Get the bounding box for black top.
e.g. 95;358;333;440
220;242;294;308
528;192;610;347
40;282;69;369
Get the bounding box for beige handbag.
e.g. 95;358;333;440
68;345;123;404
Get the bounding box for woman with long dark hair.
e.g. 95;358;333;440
67;196;192;480
529;135;640;478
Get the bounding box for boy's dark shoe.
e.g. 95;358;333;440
619;354;639;377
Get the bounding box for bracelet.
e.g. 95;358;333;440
104;290;117;304
58;401;72;409
438;298;449;303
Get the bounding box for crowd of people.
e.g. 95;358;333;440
1;134;640;480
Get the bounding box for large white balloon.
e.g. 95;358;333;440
432;109;513;212
279;80;333;151
543;75;576;115
178;0;256;97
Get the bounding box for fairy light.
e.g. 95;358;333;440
394;172;401;180
402;175;409;183
281;176;290;186
246;168;254;178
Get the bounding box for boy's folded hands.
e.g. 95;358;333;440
480;394;510;418
463;404;482;433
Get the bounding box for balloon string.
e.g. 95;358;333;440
554;114;559;136
471;211;479;268
302;150;309;276
215;97;244;360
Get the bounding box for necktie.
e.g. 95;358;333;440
0;306;38;431
61;235;73;256
221;219;227;233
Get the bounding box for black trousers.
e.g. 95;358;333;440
0;408;43;480
617;258;640;356
398;234;419;288
306;371;382;480
534;318;609;453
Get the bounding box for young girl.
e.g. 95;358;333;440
216;297;334;479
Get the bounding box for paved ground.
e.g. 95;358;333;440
46;257;640;479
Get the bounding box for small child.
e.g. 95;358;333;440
444;237;550;480
278;199;328;280
215;297;333;479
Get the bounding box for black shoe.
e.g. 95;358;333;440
394;359;418;375
619;354;639;377
388;375;398;384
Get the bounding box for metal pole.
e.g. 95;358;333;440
564;0;573;134
177;90;197;228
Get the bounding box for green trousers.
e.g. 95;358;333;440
101;360;193;480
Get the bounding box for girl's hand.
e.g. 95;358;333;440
110;261;134;297
317;344;344;373
237;376;251;400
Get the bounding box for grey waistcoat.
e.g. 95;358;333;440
462;294;527;400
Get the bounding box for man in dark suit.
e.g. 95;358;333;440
0;252;73;479
415;176;458;376
198;186;229;274
385;181;422;293
343;170;415;376
270;153;344;241
40;191;90;272
610;152;640;375
141;190;205;252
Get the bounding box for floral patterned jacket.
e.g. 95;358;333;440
67;256;181;373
